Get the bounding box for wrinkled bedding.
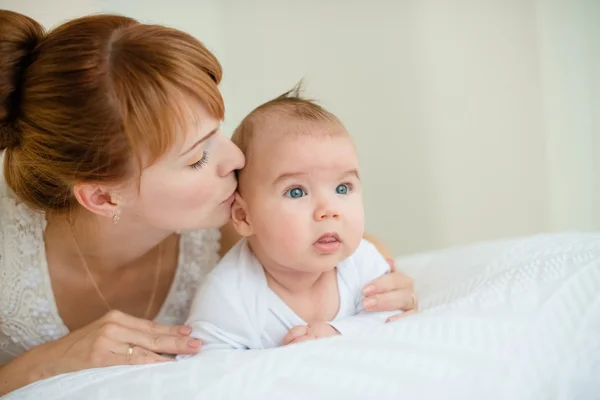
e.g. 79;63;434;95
6;232;600;400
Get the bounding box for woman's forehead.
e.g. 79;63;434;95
169;101;221;155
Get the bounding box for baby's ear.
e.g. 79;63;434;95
231;193;253;237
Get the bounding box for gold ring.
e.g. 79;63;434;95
126;344;134;356
411;293;417;309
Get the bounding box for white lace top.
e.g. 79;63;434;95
0;171;221;365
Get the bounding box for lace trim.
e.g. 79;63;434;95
0;189;63;360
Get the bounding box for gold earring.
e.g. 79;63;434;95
113;211;121;224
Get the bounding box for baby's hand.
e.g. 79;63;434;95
281;323;340;346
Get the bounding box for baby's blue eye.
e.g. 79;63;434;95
285;187;306;199
336;184;349;195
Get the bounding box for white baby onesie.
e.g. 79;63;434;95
184;238;394;352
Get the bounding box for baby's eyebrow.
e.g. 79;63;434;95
341;169;360;180
273;169;360;185
272;172;305;186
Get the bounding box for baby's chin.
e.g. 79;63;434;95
294;252;353;273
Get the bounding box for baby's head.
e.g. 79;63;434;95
231;87;364;273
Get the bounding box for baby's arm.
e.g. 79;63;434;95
178;275;255;357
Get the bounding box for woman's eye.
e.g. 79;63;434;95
190;151;209;170
285;187;306;199
336;184;350;195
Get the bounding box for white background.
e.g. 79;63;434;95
2;0;598;255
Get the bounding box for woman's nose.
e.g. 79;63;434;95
217;136;245;177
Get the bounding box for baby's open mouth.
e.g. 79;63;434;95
313;233;342;254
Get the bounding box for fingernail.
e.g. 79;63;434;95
179;326;192;335
187;338;202;348
364;298;377;309
363;285;375;295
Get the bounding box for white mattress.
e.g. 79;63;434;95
6;232;600;400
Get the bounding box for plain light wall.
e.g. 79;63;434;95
0;0;98;27
0;0;226;77
1;0;597;255
218;0;550;254
222;0;599;254
535;0;600;232
99;0;225;68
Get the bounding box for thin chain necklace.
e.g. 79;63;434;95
68;221;163;320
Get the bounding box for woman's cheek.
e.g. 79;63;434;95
172;174;212;209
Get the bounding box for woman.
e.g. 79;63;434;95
0;10;417;395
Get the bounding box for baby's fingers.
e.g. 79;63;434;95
290;334;316;345
281;326;308;346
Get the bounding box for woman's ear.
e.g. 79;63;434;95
231;193;253;237
73;183;120;221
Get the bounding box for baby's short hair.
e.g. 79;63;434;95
231;83;343;159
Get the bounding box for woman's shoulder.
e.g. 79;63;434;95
0;159;49;279
0;162;67;363
0;168;50;325
0;168;47;265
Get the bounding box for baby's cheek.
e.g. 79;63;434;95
272;217;306;254
348;204;365;238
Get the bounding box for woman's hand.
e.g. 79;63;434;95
49;310;201;370
0;310;200;395
362;259;418;322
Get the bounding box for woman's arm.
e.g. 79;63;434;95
0;345;54;395
362;233;392;259
360;234;417;318
0;310;197;396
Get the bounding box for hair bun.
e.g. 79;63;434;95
0;10;45;150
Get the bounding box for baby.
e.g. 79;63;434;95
184;87;395;352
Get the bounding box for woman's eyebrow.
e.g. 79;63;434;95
179;128;218;157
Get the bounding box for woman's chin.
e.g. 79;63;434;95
199;208;231;230
165;212;228;234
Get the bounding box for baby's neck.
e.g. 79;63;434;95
248;239;340;322
247;240;334;294
263;264;334;295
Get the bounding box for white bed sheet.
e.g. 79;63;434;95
5;232;600;400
